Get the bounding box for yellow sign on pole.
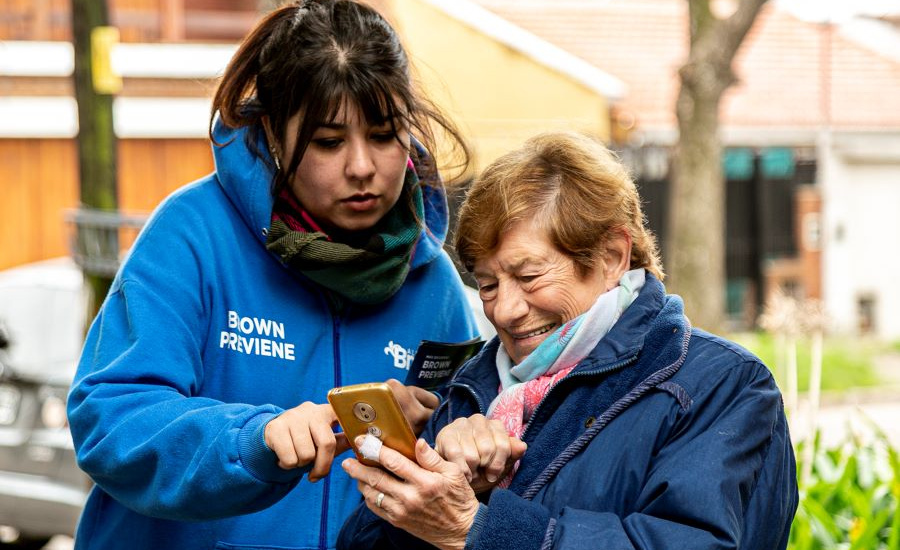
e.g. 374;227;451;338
91;26;122;94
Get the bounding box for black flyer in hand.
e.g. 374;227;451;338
404;337;485;390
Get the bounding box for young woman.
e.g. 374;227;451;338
66;1;480;549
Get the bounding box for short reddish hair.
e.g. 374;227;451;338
455;131;664;280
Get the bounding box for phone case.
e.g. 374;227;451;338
327;382;417;466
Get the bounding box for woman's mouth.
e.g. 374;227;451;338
342;193;379;212
512;323;557;340
505;323;558;363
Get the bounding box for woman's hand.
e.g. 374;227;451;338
386;379;439;436
342;438;479;550
435;414;527;493
264;402;350;482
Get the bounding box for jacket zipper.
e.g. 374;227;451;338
443;381;487;416
520;341;691;500
519;354;639;445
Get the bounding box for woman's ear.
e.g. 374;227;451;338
261;116;283;170
603;230;632;290
261;116;276;147
259;115;275;142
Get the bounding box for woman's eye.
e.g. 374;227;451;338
371;132;397;143
519;275;538;283
478;283;497;298
312;138;341;149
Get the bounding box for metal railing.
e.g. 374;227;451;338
65;208;148;277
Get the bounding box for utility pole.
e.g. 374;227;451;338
70;0;121;318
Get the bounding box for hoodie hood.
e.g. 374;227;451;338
210;118;450;270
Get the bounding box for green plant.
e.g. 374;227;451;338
789;425;900;549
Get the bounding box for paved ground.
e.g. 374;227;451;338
785;350;900;447
793;391;900;448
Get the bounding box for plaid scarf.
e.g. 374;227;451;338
265;162;424;306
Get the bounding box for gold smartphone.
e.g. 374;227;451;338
327;382;417;466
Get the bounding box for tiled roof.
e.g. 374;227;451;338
473;0;900;135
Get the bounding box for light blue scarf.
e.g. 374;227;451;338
487;268;646;416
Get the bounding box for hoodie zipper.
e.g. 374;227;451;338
319;310;342;549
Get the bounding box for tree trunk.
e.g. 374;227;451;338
71;0;118;319
668;0;768;331
671;75;726;331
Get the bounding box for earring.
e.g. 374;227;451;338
270;146;281;171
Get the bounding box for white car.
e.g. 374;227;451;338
0;259;90;549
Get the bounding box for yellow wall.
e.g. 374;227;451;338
389;0;611;173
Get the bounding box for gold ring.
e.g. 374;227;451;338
375;492;385;508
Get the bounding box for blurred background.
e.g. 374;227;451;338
1;0;899;547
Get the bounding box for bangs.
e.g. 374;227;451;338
284;75;409;162
355;80;407;126
310;77;407;129
275;73;412;192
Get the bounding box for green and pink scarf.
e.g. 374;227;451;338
265;159;424;306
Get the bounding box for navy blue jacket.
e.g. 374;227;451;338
338;274;798;549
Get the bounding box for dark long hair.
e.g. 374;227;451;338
210;0;469;194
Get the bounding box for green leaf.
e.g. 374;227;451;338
848;508;891;550
802;496;842;541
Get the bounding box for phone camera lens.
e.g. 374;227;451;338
353;402;377;423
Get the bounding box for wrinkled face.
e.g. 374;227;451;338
281;101;411;234
473;221;609;364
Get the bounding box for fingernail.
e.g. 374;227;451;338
486;474;497;483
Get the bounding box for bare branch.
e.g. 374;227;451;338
717;0;770;61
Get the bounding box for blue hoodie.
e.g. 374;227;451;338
67;122;480;550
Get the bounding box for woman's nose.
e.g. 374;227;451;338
491;283;528;327
345;140;376;181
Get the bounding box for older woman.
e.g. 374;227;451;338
338;132;798;550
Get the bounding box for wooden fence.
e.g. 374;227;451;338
0;137;213;271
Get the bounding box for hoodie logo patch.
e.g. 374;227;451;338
384;341;414;370
219;310;296;361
